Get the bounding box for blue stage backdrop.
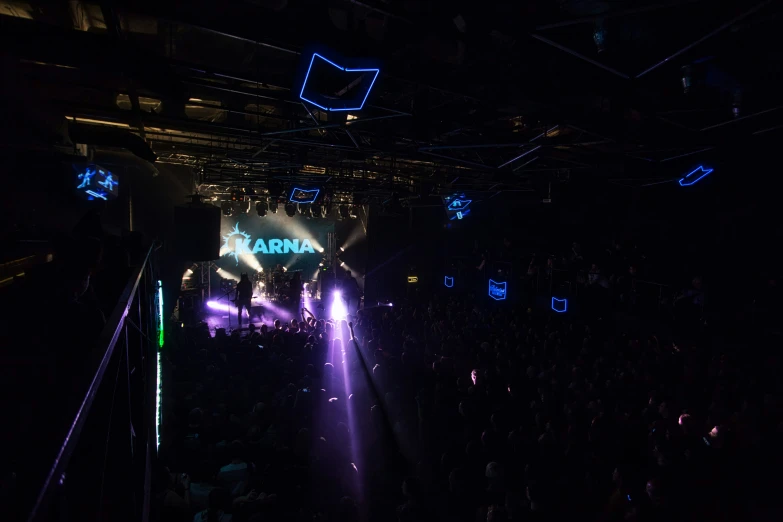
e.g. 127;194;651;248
216;213;334;280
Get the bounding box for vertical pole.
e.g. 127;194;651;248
128;191;134;232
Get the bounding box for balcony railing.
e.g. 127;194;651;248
27;244;160;522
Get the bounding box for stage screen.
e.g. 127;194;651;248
217;212;333;279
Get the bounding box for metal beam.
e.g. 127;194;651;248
420;143;539;151
100;3;146;140
635;0;773;78
259;113;409;137
660;147;713;162
699;105;783;132
513;157;539;172
344;129;360;149
535;1;704;30
419;151;492;170
530;34;630;80
497;146;541;169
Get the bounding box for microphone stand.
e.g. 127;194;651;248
218;288;235;331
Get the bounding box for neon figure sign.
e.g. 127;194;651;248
447;198;472;211
75;164;119;201
488;279;507;301
221;223;316;265
444;276;454;288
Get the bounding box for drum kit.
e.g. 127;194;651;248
254;268;303;302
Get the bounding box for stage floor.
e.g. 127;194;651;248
195;295;327;333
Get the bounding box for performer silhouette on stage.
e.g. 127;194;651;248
235;273;253;326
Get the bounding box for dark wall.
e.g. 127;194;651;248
366;153;782;308
364;202;444;305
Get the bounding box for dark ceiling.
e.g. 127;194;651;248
1;0;781;203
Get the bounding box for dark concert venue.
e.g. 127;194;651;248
2;2;783;521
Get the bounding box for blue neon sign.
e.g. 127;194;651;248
488;279;507;301
678;166;713;186
289;187;320;204
450;209;471;221
551;297;568;313
75;164;119;201
444;276;454;288
299;53;380;112
447;198;472;211
221;223;316;265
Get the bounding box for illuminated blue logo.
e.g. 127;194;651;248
551;297;568;313
85;190;107;200
679;166;713;186
450;209;471;221
75;164;119;201
222;223;252;265
76;169;94;189
97;173;118;190
299;53;380;112
488;279;507;301
444;276;454;288
290;187;320;204
447;198;472;211
221;222;316;265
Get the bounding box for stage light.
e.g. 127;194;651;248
340;261;346;267
318;247;325;253
283;266;288;272
215;267;222;273
339;205;350;219
221;201;232;216
339;246;345;252
319;262;324;267
258;267;263;272
299;203;312;218
349;205;359;219
256;200;268;217
285;202;296;217
330;291;347;320
234;200;250;215
311;203;322;218
269;197;278;213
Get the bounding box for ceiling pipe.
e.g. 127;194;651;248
635;0;773;78
497;146;541;169
535;1;704;30
530;34;630;79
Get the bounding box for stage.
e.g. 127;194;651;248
191;293;325;332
